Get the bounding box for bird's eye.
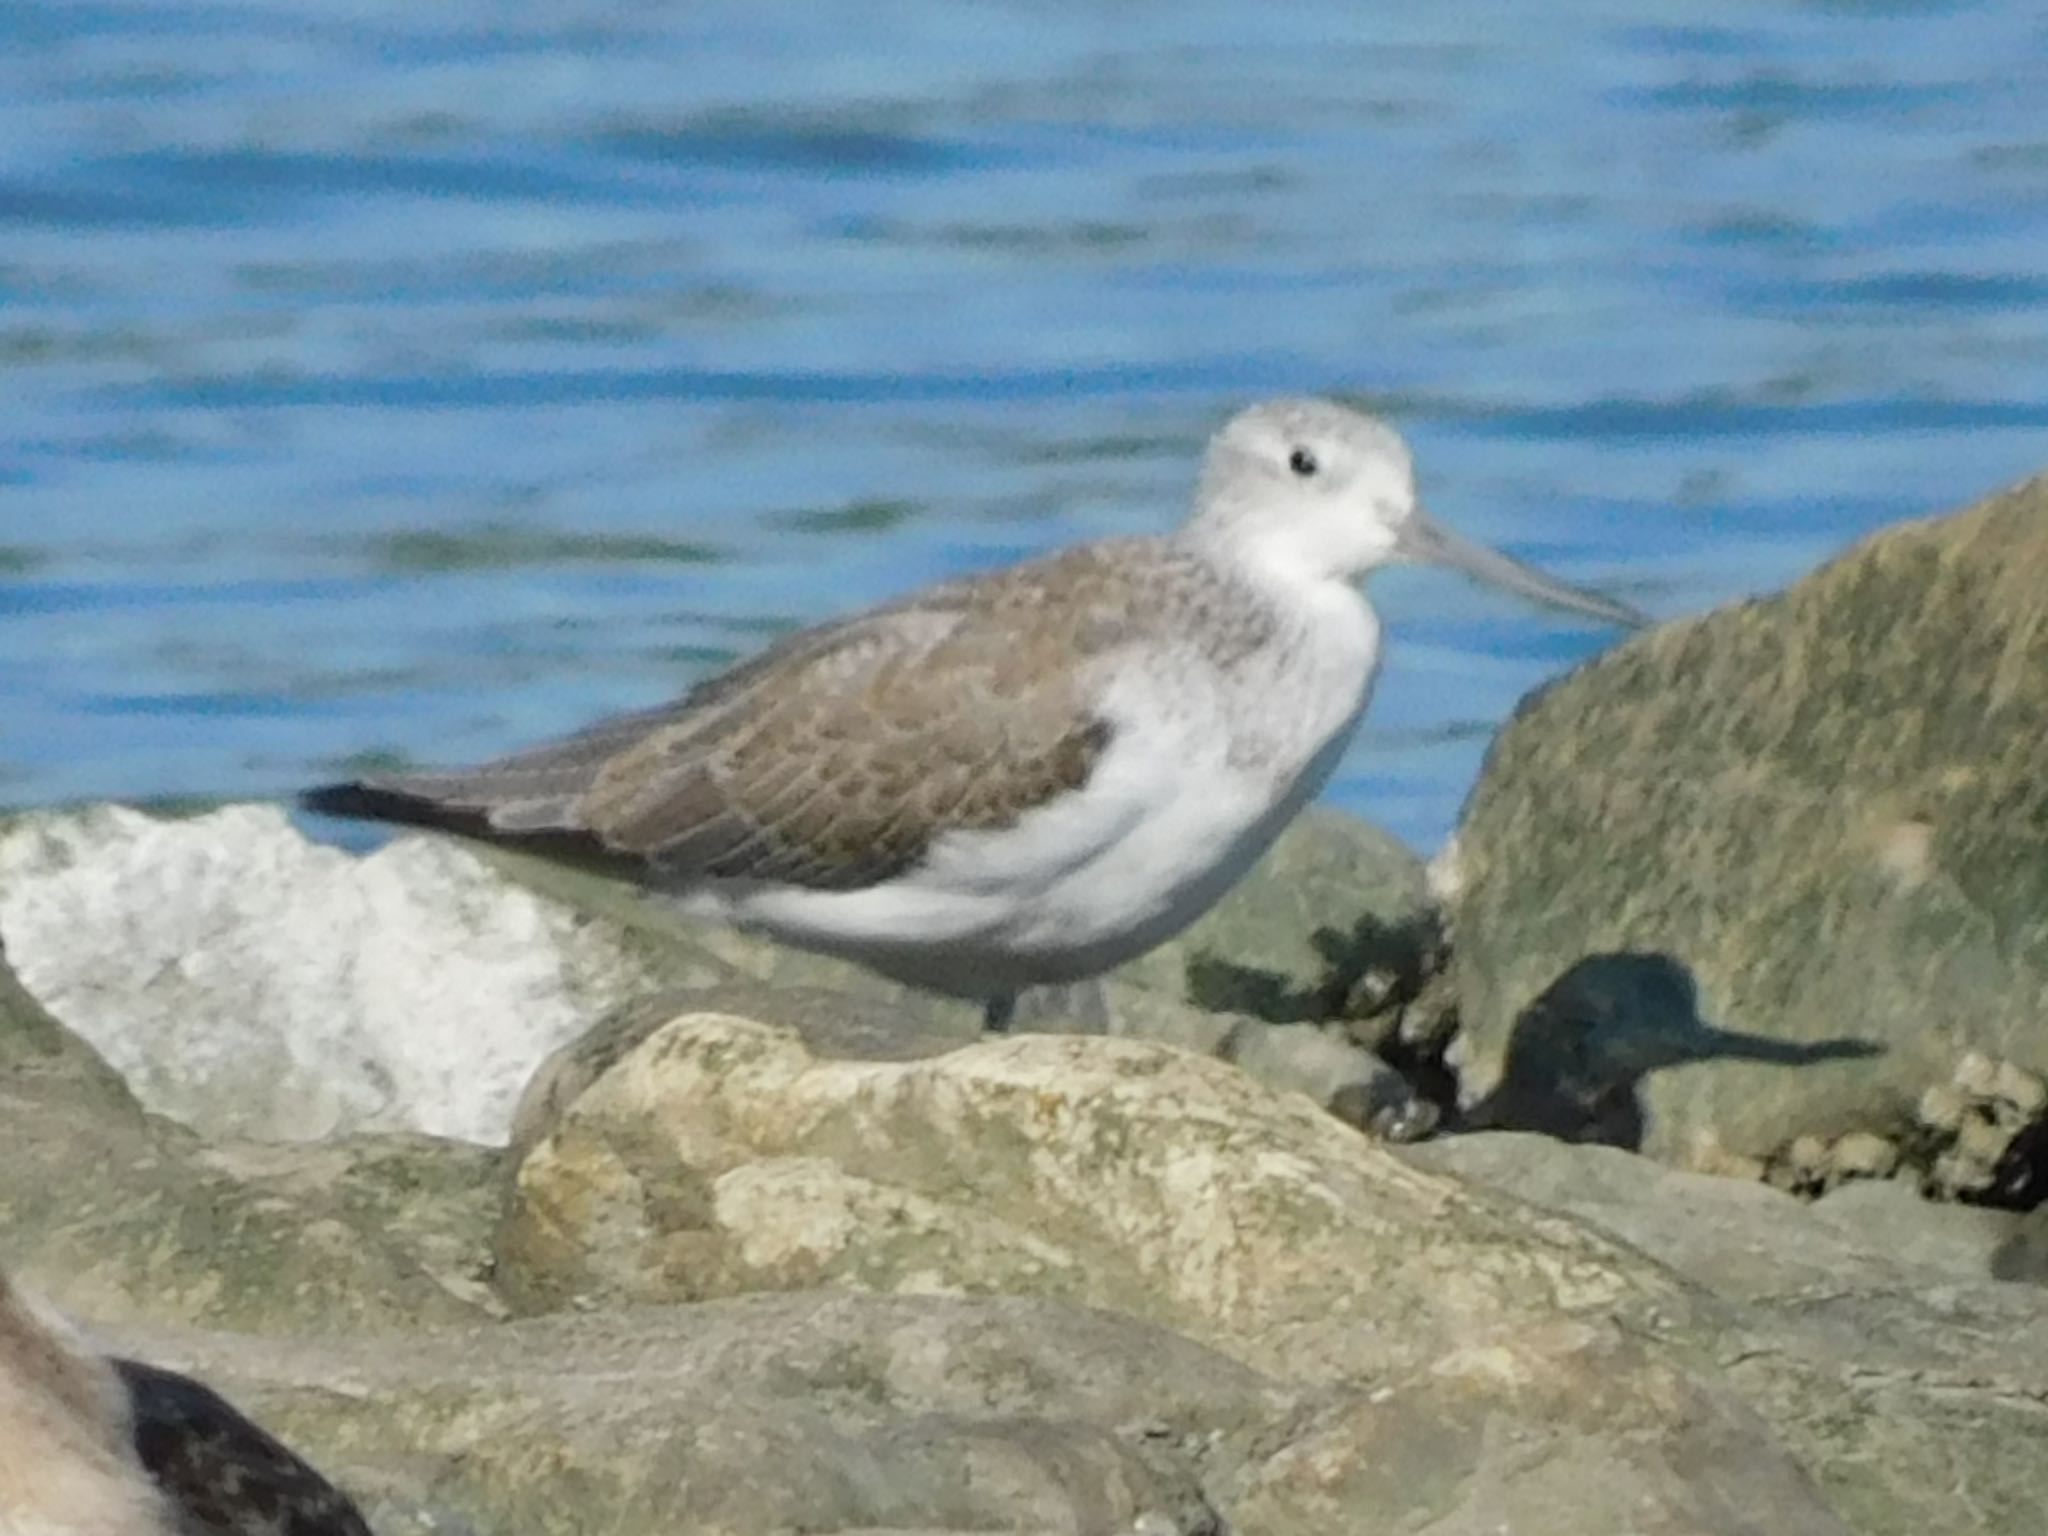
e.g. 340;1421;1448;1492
1288;447;1319;477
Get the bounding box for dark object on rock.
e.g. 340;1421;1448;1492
117;1357;373;1536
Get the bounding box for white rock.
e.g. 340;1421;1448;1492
0;804;660;1145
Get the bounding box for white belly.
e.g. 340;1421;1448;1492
692;588;1379;999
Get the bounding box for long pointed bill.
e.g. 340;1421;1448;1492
1397;510;1649;628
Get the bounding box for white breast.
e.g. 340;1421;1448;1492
707;579;1380;998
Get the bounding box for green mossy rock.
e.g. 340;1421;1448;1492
1452;473;2048;1164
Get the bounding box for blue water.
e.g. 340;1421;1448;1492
3;1;2046;851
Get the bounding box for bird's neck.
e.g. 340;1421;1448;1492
1163;527;1380;732
1171;521;1362;614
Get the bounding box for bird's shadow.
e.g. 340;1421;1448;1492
1461;951;1885;1149
1180;933;1885;1151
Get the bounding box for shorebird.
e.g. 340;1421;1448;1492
306;397;1642;1028
0;1271;370;1536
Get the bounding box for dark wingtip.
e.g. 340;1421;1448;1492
299;781;378;820
299;780;472;835
116;1357;375;1536
298;780;627;876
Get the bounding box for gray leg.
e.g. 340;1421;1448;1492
999;980;1113;1034
982;995;1017;1033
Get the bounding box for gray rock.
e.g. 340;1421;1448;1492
496;1012;1686;1380
1218;1318;1850;1536
1;934;502;1334
1407;1131;2048;1535
1811;1177;2020;1280
498;1009;2048;1535
98;1255;1851;1536
491;1012;1874;1534
1112;806;1434;1020
102;1295;1259;1536
13;959;2028;1535
1450;473;2048;1165
507;980;981;1158
0;804;722;1144
1101;988;1438;1139
1991;1202;2048;1284
1405;1131;2016;1297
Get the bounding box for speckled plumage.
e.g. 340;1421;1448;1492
117;1360;372;1536
307;397;1640;1017
0;1276;369;1536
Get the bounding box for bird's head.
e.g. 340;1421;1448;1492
1189;396;1645;627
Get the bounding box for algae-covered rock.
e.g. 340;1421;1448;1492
1451;473;2048;1164
1;936;501;1334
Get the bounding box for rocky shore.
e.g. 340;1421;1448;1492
3;472;2044;1534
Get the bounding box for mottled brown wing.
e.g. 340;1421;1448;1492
305;545;1142;890
576;594;1117;888
116;1359;374;1536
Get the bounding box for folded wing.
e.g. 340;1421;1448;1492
303;554;1133;891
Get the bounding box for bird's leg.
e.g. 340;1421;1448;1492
982;983;1111;1034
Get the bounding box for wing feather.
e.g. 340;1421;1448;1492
302;544;1183;889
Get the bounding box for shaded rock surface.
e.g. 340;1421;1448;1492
1450;473;2048;1167
1406;1132;2024;1301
